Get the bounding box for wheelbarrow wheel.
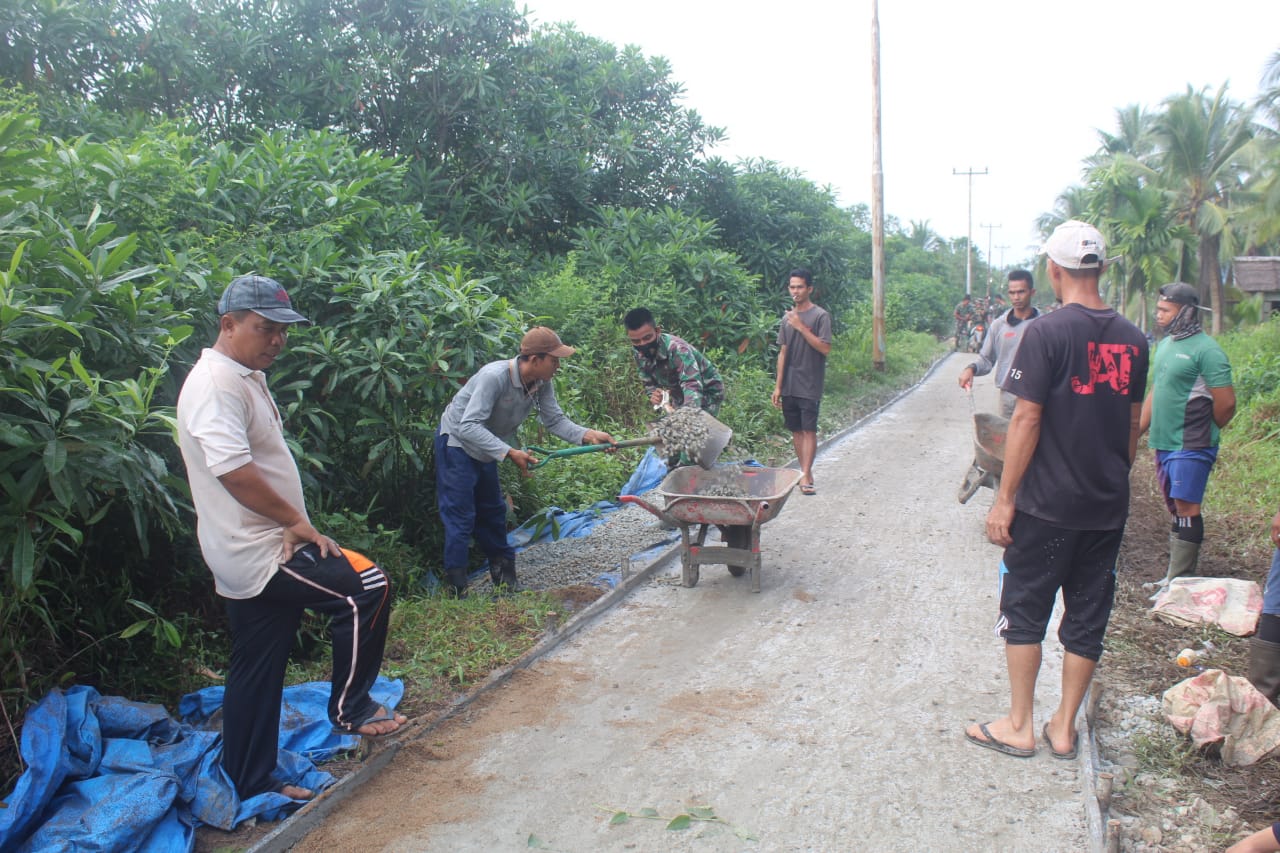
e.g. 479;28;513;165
724;526;750;577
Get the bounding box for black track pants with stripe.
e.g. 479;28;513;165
221;544;391;798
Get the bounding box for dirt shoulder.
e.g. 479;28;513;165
1095;450;1277;852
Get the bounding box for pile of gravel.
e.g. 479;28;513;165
692;467;749;498
472;495;679;594
652;406;710;460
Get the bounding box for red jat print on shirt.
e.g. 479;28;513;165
1070;342;1139;396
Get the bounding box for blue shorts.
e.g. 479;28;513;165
1263;549;1280;616
1154;448;1218;512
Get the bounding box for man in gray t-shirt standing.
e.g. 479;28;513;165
771;268;832;495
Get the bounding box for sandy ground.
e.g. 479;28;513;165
299;355;1090;852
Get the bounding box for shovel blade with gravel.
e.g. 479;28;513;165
527;407;732;470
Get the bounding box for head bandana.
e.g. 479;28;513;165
1162;303;1201;340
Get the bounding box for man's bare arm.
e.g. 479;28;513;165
1211;385;1237;429
1138;392;1153;437
1128;401;1143;465
218;462;338;558
985;399;1042;547
772;345;787;408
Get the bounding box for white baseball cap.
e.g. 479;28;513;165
1040;220;1108;270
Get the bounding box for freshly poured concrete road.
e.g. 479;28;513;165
301;355;1088;852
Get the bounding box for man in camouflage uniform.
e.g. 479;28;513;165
623;307;724;415
954;294;978;350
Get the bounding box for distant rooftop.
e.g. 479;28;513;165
1235;257;1280;292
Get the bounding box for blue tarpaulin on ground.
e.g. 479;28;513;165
620;447;671;497
508;501;620;551
0;677;402;852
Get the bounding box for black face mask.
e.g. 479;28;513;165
634;341;660;359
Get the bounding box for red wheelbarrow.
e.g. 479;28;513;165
957;412;1009;504
620;465;803;593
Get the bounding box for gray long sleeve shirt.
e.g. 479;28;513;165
439;358;588;462
970;307;1040;386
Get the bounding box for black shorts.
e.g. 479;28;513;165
997;511;1123;661
781;395;819;432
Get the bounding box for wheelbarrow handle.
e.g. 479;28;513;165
618;493;664;519
527;436;662;469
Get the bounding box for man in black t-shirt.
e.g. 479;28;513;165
965;220;1149;761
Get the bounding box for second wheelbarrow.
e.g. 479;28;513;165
957;411;1009;504
620;465;803;593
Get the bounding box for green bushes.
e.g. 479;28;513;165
1206;317;1280;529
0;0;974;791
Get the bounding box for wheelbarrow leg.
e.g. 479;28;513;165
749;522;763;593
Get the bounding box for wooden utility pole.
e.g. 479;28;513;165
870;0;886;370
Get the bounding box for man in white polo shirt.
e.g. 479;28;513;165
176;275;404;804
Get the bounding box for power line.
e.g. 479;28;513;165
980;222;1000;302
952;168;988;296
995;243;1010;273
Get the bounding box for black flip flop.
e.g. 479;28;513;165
964;722;1035;758
1042;722;1078;760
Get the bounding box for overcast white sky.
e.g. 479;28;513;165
527;0;1278;268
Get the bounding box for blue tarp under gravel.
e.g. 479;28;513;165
0;677;402;852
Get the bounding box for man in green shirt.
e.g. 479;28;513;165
1139;282;1236;595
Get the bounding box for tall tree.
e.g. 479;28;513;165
1149;85;1254;332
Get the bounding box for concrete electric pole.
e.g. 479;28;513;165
980;222;1000;303
952;167;988;297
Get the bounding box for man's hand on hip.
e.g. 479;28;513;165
284;520;339;560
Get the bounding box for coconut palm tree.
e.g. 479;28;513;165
1149;85;1255;333
1238;52;1280;253
1090;104;1156;164
905;219;941;252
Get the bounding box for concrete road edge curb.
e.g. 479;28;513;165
248;544;682;852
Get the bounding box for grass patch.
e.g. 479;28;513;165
1204;317;1280;541
387;591;561;695
283;590;565;714
1132;729;1202;777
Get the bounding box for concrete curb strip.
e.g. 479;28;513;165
249;544;680;852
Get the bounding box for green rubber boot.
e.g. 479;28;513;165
1165;536;1201;584
1248;636;1280;708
